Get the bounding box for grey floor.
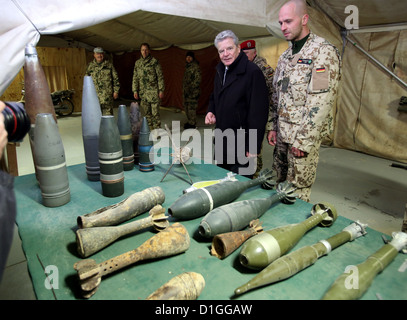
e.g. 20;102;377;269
1;104;406;300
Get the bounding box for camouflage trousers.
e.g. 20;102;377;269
101;103;113;116
140;100;161;130
252;148;263;179
272;135;322;202
184;100;197;125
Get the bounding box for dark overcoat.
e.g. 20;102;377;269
208;51;268;165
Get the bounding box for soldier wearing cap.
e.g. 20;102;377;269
85;47;120;115
267;0;341;201
240;39;275;178
132;43;165;130
182;51;201;129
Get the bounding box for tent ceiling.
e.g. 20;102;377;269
37;1;407;53
38;11;273;52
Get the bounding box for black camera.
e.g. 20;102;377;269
3;102;31;142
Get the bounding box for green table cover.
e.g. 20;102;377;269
14;161;407;300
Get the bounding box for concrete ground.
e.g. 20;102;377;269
1;104;406;299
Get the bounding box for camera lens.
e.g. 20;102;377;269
3;102;31;142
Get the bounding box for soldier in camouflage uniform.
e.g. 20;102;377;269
85;47;120;115
267;0;341;201
241;40;274;178
132;43;165;130
182;51;201;129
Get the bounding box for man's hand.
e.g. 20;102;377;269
205;112;216;125
267;130;277;146
291;147;306;157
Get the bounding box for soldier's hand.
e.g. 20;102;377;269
113;92;118;100
159;92;164;99
267;131;277;146
133;92;139;100
291;147;306;158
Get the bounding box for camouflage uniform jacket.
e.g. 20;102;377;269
252;55;274;108
267;32;341;153
132;55;165;103
85;59;120;105
182;60;201;101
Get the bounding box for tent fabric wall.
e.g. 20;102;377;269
334;31;407;163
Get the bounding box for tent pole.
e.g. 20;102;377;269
346;35;407;90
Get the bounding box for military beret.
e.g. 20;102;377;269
240;40;256;50
93;47;104;53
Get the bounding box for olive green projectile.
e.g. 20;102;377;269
235;221;368;296
239;202;337;269
322;231;407;300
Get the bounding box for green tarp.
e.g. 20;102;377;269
14;162;407;300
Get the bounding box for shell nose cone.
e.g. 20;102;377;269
168;190;209;220
239;240;270;270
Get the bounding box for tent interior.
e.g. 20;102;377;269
1;0;406;165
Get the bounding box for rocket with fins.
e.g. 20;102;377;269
238;202;337;269
198;181;297;238
168;169;276;220
234;221;368;296
322;231;407;300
